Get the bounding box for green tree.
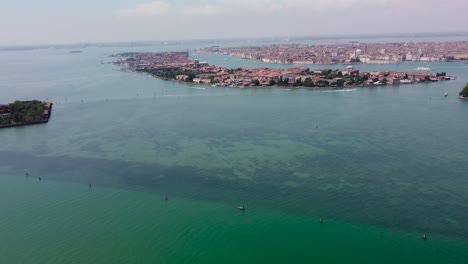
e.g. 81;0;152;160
354;75;364;84
316;80;329;87
460;83;468;98
303;77;315;87
327;72;338;79
296;78;303;86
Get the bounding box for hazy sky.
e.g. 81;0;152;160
1;0;467;45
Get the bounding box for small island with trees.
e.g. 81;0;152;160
0;101;53;128
460;83;468;99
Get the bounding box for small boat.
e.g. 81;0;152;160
444;93;448;97
400;79;414;84
237;205;246;211
416;66;431;71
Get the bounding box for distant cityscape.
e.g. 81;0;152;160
197;41;468;64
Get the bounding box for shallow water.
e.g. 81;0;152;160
1;175;467;264
1;39;468;263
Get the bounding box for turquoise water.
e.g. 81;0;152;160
1;40;468;263
1;175;467;263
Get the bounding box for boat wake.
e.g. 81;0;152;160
320;88;357;93
159;93;243;98
189;87;207;90
416;66;431;71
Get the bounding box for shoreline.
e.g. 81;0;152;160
200;51;468;65
141;70;437;91
114;51;455;90
0;120;49;129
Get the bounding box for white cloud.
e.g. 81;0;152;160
1;0;467;45
231;0;390;12
115;1;170;17
180;5;224;16
115;0;395;19
115;0;225;17
109;0;467;42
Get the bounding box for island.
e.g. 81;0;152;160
460;83;468;99
113;51;455;89
197;41;468;65
0;101;53;128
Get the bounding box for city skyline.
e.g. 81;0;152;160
1;0;468;46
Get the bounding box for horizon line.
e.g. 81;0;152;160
1;31;468;49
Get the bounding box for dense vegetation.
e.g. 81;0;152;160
0;101;47;126
138;68;199;82
113;52;142;57
460;83;468;98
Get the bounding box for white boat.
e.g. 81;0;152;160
237;205;246;211
400;79;414;84
444;93;448;97
416;66;431;71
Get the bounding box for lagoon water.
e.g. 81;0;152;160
1;38;468;263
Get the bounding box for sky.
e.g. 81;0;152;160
1;0;467;46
